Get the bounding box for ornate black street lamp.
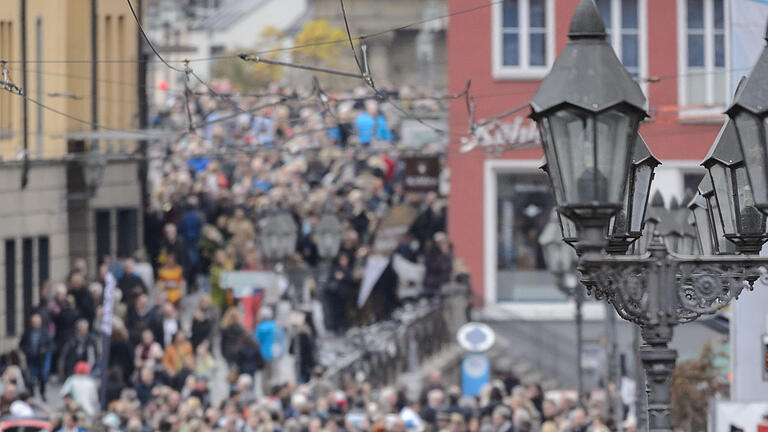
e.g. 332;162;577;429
695;174;736;254
687;182;716;256
607;135;660;254
314;213;343;260
260;208;298;261
727;30;768;215
530;1;768;430
703;118;768;254
530;0;647;231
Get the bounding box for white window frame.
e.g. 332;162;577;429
677;0;731;121
481;159;606;320
491;0;556;80
600;0;649;96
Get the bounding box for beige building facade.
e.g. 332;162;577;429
0;0;144;345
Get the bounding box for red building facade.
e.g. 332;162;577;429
447;0;731;313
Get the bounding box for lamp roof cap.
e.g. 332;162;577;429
568;0;607;39
702;119;744;167
632;134;660;166
529;0;647;115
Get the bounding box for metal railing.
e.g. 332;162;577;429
322;284;468;386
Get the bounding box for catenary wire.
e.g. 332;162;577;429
124;0;185;73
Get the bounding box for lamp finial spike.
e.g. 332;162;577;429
568;0;607;40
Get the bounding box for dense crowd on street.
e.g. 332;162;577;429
0;84;635;431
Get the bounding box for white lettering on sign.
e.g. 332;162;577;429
405;176;439;188
459;116;541;153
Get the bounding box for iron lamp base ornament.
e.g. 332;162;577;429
578;229;768;431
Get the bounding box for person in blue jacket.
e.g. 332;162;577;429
355;99;392;146
254;307;285;362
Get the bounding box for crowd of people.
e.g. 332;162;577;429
0;83;637;432
0;84;453;428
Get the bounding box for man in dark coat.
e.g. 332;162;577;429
58;319;98;378
118;258;147;309
158;223;187;272
19;313;52;399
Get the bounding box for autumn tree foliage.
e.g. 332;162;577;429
211;20;347;90
671;342;728;432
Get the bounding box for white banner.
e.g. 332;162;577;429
220;271;279;301
101;273;116;336
357;255;390;308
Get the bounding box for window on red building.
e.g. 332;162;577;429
679;0;728;112
493;0;555;80
595;0;646;80
495;173;567;302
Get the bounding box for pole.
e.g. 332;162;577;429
639;341;676;432
606;305;624;432
575;284;584;409
136;0;149;241
634;326;648;431
90;0;98;151
20;0;28;188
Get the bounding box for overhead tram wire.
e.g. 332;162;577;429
125;0;185;73
337;0;469;137
238;54;364;79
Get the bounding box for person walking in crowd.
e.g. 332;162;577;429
58;320;97;379
161;331;194;389
18;313;52;400
157;255;185;306
134;329;164;373
191;294;217;350
118;258;148;309
59;361;99;418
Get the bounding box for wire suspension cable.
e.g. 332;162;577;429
124;0;185;73
238;54;364;78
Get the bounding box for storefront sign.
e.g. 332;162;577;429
461;354;490;397
459;116;540;153
404;156;440;192
456;322;496;352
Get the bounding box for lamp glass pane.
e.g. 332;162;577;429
596;110;635;205
734;111;768;208
629;164;653;234
709;165;737;236
539;118;567;207
734;165;765;235
548;108;596;205
692;206;713;255
691;199;714;255
704;193;735;253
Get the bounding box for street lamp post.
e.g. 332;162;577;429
530;1;768;430
313;211;343;305
539;210;585;408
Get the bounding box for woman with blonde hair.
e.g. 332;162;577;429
220;307;246;365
